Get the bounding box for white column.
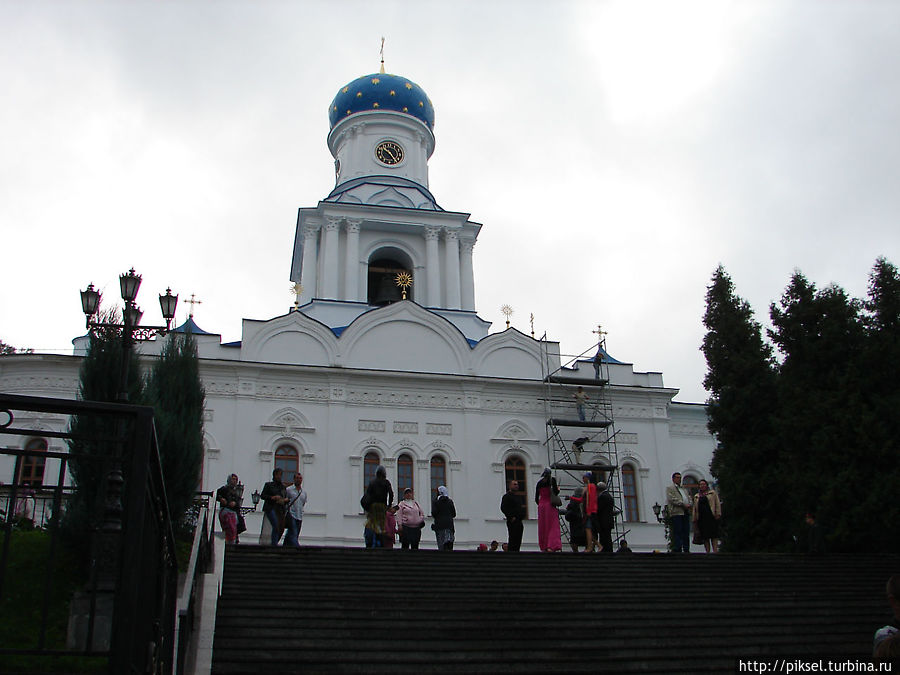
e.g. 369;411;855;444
344;219;362;302
443;228;461;309
459;238;476;311
322;216;341;299
425;226;441;307
299;224;320;302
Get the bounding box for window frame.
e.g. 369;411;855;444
17;438;48;488
429;455;446;500
621;462;639;522
397;453;414;495
274;444;300;483
503;455;528;519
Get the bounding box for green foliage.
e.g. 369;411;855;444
0;339;34;354
0;530;106;673
144;330;205;528
701;266;783;551
63;309;144;566
702;260;900;554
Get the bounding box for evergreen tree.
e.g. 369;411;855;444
64;309;144;563
144;330;205;527
856;258;900;554
701;266;782;551
769;273;864;550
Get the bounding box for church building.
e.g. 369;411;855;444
0;68;715;551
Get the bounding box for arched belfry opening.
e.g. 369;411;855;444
367;247;414;306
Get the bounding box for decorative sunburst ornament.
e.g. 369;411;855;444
290;282;303;310
395;272;413;300
501;304;514;329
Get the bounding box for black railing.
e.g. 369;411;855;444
175;492;215;675
0;393;178;674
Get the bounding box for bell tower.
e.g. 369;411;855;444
289;70;488;342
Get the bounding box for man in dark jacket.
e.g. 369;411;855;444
500;480;525;552
596;484;615;553
261;468;287;546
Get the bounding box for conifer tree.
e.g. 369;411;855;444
144;330;205;527
769;274;864;549
855;258;900;554
64;309;144;560
701;266;781;551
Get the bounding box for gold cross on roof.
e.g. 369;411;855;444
185;294;202;319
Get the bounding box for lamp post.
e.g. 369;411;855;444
80;269;178;403
78;269;178;586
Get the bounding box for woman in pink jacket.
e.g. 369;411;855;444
396;487;426;550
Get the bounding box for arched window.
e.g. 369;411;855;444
275;445;299;483
622;463;639;522
429;456;446;499
367;248;414;306
18;438;47;488
397;453;414;495
682;473;700;497
363;451;380;490
504;455;527;518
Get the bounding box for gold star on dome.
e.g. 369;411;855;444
395;272;413;300
371;77;380;84
332;106;337;112
373;102;379;108
418;101;424;107
346;109;351;114
402;106;408;112
389;90;396;96
405;82;413;89
342;87;348;93
356;91;363;98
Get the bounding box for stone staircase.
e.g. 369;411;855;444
211;546;896;673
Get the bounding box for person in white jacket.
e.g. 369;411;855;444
396;487;426;550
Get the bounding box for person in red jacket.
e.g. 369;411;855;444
582;472;598;553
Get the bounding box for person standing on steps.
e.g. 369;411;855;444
283;471;308;548
432;485;456;551
691;479;721;554
665;472;692;553
581;472;598;553
596;481;615;553
216;473;243;544
500;479;525;552
261;468;288;546
535;468;562;552
397;487;426;550
363;465;394;549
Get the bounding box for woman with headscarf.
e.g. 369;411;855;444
216;473;243;544
431;485;456;551
535;468;562;552
363;465;394;548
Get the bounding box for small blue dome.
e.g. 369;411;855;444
329;73;434;131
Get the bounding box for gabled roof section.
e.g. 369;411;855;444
325;175;442;211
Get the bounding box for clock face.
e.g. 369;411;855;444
375;140;404;166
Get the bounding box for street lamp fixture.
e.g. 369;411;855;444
80;268;178;403
652;502;664;523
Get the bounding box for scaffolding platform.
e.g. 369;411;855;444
545;375;609;387
547;418;612;428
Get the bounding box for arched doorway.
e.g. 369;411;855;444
367;247;414;306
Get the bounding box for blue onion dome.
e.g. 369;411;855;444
329;73;435;131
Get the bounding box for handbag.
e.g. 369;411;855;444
236;513;247;534
550;491;562;507
360;491;372;511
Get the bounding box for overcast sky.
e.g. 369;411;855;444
1;1;898;403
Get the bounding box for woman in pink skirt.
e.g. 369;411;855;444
535;468;562;552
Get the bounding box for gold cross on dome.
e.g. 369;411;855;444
185;294;202;319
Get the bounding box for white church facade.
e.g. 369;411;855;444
0;69;716;551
